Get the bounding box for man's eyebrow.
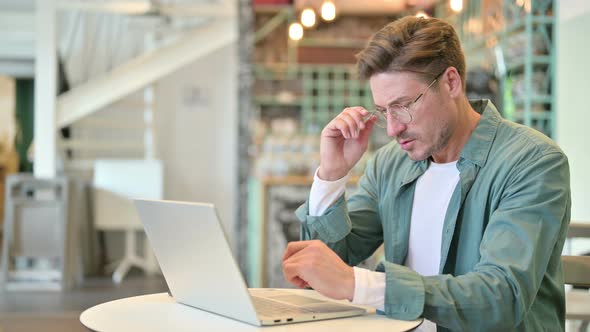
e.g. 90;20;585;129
375;95;411;109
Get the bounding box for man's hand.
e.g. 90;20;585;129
282;240;355;301
318;107;376;181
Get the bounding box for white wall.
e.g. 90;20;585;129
557;1;590;260
154;43;238;249
556;1;590;222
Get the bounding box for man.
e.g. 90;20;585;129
282;16;570;331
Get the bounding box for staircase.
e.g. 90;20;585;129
0;2;236;178
61;89;155;178
0;0;237;284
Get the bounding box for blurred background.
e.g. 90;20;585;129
0;0;588;331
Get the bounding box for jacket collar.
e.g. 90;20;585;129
399;99;500;186
459;99;501;168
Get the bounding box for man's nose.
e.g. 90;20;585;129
386;115;407;137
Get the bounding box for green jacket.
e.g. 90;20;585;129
296;100;571;331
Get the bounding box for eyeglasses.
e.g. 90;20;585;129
366;70;445;128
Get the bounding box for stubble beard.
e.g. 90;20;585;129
428;120;453;160
408;120;453;162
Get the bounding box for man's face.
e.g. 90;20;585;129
369;71;456;161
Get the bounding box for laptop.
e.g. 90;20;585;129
135;199;367;326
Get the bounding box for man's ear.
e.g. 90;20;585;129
443;67;463;98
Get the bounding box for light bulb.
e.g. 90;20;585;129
300;8;316;28
415;10;429;18
321;1;336;21
288;22;304;41
450;0;463;12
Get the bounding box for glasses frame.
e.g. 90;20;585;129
368;69;446;127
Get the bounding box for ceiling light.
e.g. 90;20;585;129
289;22;304;41
300;8;316;28
321;1;336;22
450;0;463;12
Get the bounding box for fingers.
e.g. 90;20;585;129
347;107;369;128
282;254;309;288
340;113;361;139
342;107;369;138
282;240;314;261
325;107;370;139
283;262;307;288
282;242;354;300
357;114;377;142
293;277;308;289
362;112;378;126
282;254;312;289
290;276;308;289
282;241;321;288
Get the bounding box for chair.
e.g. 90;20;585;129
563;222;590;332
0;175;71;290
92;159;163;284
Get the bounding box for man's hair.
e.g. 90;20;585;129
356;16;466;89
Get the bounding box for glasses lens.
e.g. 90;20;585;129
364;110;387;128
389;105;412;124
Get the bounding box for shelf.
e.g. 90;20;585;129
463;16;554;55
441;0;556;139
255;95;302;106
513;94;553;106
253;4;291;14
513;110;552;121
503;16;555;37
506;55;552;73
260;175;359;186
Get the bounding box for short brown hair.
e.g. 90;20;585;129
356;16;466;89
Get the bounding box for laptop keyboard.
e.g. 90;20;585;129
251;296;314;316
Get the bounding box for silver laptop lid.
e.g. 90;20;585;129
135;199;260;326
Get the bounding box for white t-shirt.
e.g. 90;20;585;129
308;161;460;332
406;161;460;276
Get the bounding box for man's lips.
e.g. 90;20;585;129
398;139;415;149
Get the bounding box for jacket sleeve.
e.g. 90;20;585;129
378;151;570;331
295;154;385;267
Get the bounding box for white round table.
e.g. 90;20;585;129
80;289;423;332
